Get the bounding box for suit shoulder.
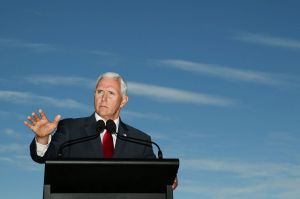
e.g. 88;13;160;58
122;122;151;139
58;116;90;126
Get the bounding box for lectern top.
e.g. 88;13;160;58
44;158;179;193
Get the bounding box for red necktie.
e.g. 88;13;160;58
102;130;114;158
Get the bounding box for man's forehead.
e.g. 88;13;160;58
96;77;120;88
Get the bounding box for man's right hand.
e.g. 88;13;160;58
24;109;61;145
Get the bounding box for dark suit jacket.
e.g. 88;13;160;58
30;114;156;163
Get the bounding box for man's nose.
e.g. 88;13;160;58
102;92;108;101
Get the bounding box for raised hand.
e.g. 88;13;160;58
24;109;61;144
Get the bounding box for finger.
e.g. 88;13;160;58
53;115;61;125
27;115;36;125
24;121;33;129
38;109;48;120
32;112;40;121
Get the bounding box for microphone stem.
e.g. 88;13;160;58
58;133;99;158
116;133;163;159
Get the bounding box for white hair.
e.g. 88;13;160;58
96;72;128;96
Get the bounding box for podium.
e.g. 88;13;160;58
43;159;179;199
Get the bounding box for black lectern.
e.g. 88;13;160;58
43;159;179;199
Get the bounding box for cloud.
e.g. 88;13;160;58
0;110;30;121
0;155;42;171
0;156;13;163
0;90;90;112
179;180;300;199
23;75;95;88
179;183;269;198
232;31;300;50
128;82;236;107
182;158;300;178
0;110;10;117
88;50;114;56
0;38;57;53
122;110;172;122
1;128;21;138
159;59;287;85
0;142;42;171
0;143;25;153
23;75;237;107
178;158;300;199
266;131;300;149
14;155;43;171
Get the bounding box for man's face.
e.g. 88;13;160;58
94;77;128;120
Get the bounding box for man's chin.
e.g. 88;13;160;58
98;106;109;112
98;111;110;118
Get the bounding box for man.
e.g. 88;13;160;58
25;72;157;160
24;72;177;189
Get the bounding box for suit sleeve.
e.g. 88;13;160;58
29;120;69;164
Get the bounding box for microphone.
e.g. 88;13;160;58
57;120;105;158
106;119;163;159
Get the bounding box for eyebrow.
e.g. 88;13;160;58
96;87;117;92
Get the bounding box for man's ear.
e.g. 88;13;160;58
120;95;128;108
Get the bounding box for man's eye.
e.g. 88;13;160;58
109;91;115;95
96;90;103;94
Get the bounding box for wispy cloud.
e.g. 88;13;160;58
0;110;10;117
179;158;300;199
266;131;300;155
180;179;300;199
0;155;42;171
23;75;237;107
1;128;21;138
180;183;271;199
88;50;114;56
0;156;13;163
23;75;95;88
122;110;172;122
0;90;90;112
183;158;300;178
159;59;288;85
14;155;43;171
232;31;300;50
0;143;25;153
0;110;30;121
128;82;236;107
0;38;57;53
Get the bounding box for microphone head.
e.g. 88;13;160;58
96;120;105;132
106;119;116;134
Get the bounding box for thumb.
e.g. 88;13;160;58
53;115;61;125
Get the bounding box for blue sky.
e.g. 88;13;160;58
0;1;300;198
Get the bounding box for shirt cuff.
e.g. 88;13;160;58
35;135;52;157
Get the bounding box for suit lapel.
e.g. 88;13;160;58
84;114;103;158
113;120;128;158
83;116;129;158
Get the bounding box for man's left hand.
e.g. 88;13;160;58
172;176;178;189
